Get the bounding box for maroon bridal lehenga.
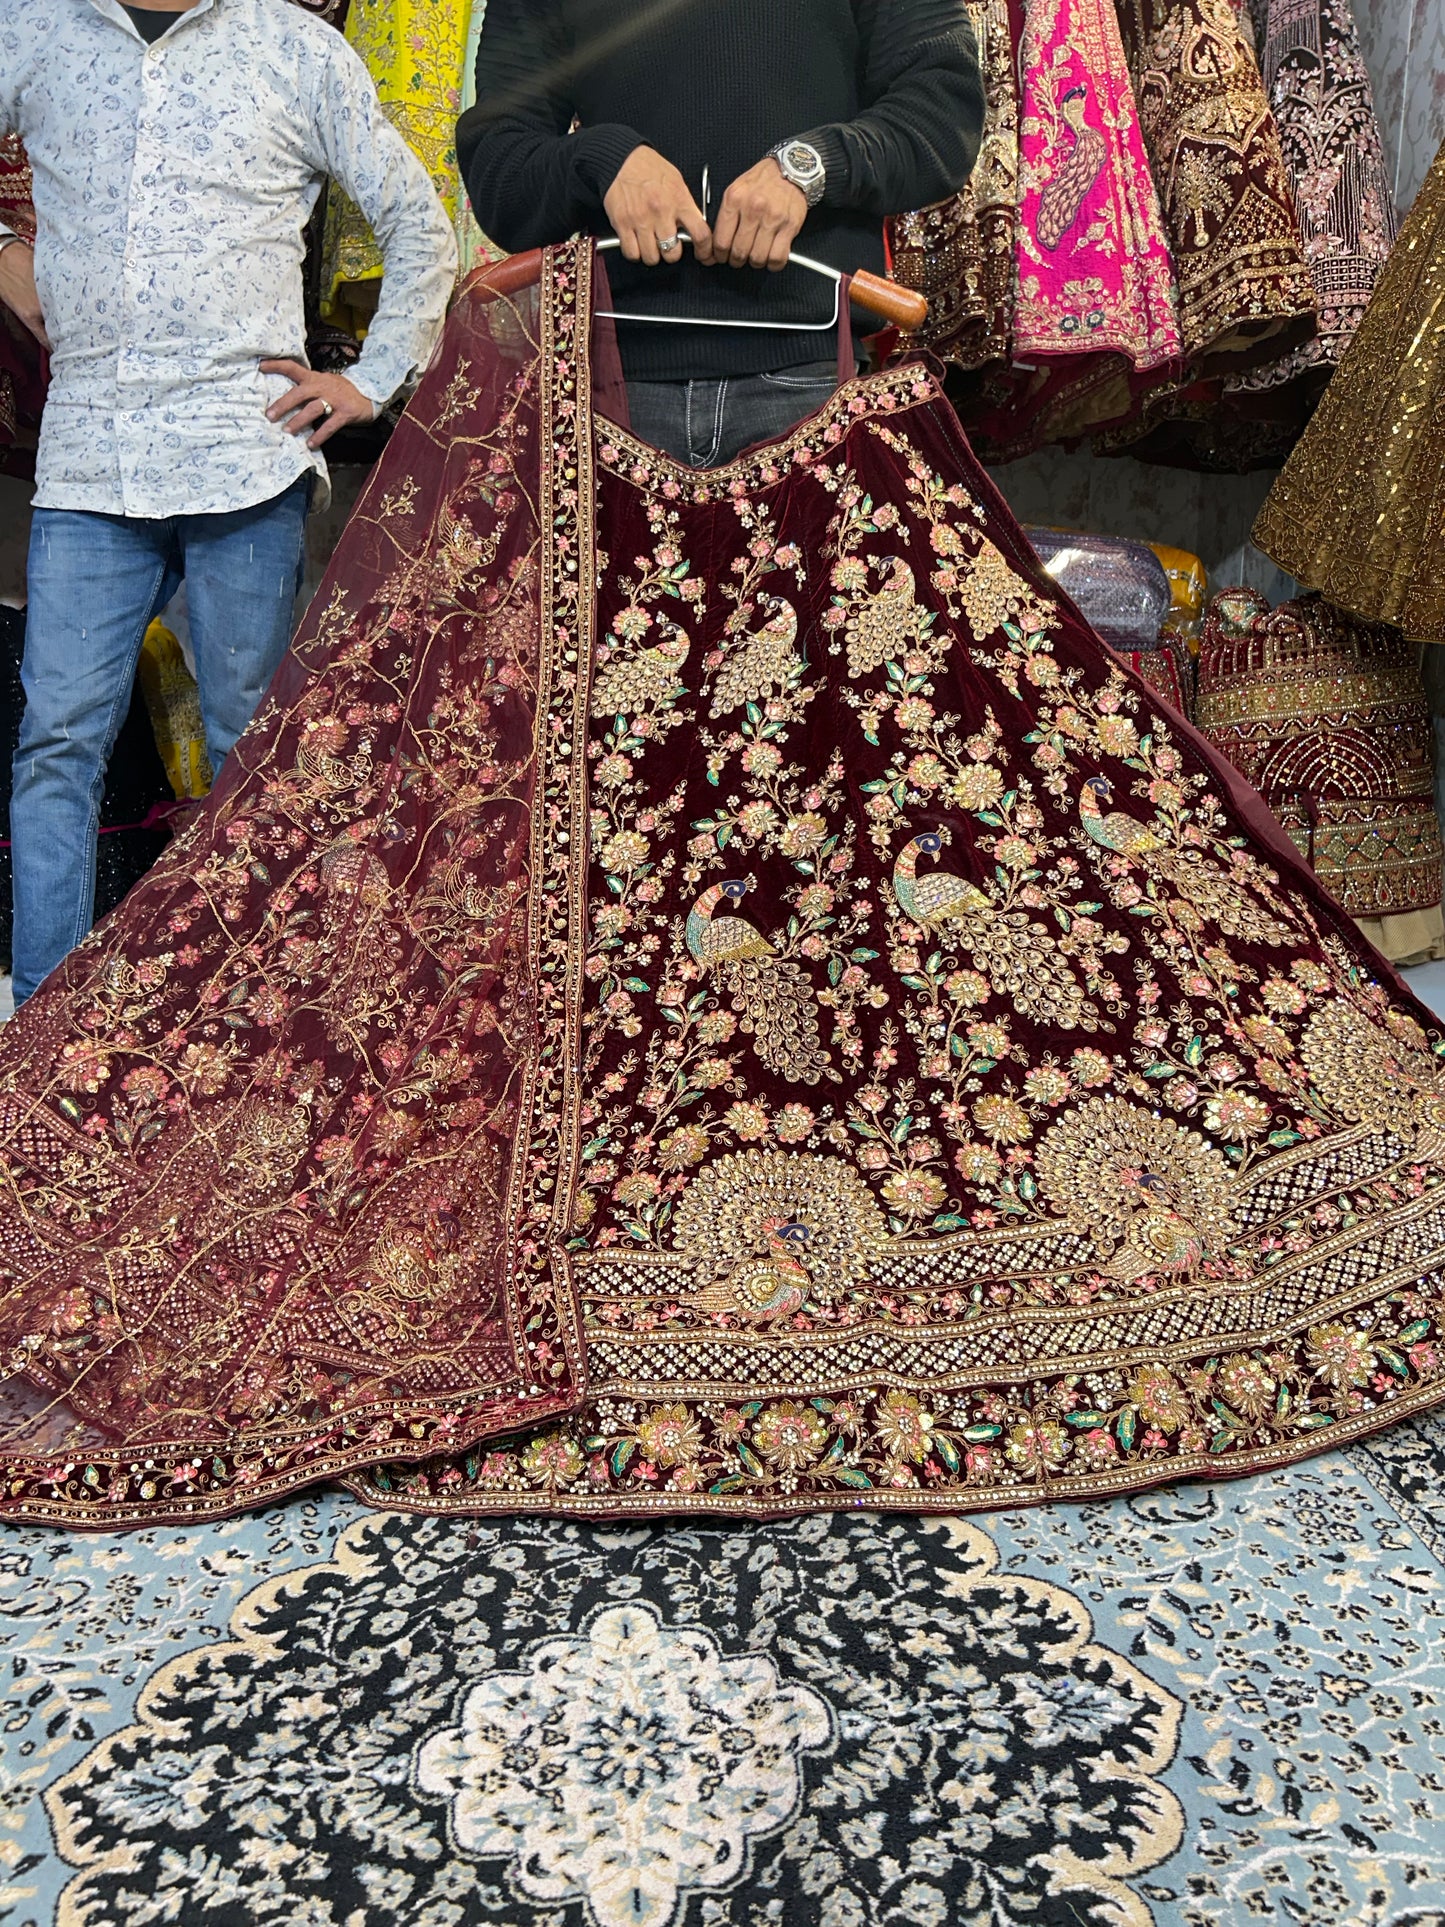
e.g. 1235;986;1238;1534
2;243;1443;1528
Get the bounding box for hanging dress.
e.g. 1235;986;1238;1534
1114;0;1316;375
1232;0;1398;401
1253;139;1445;644
1119;0;1397;469
321;0;472;332
971;0;1183;458
887;0;1021;374
1196;588;1445;965
1;244;1443;1529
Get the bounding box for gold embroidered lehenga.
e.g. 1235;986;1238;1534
1254;139;1445;645
2;243;1444;1529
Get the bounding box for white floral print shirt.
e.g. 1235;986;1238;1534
0;0;458;517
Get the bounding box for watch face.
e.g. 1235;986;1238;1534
785;143;822;179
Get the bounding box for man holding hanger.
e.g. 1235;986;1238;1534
0;0;456;1004
459;0;982;468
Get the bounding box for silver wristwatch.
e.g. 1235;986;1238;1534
769;139;827;208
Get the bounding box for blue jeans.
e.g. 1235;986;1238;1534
626;361;841;468
12;477;310;1002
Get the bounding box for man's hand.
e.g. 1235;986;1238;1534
712;158;808;271
261;360;376;449
603;146;710;267
0;242;51;351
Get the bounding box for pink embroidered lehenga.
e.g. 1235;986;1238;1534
969;0;1183;457
1;244;1442;1528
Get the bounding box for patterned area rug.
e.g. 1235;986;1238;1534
3;1416;1444;1927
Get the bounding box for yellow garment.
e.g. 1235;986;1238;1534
1253;138;1445;645
454;0;496;277
138;622;212;802
1147;543;1206;654
1354;907;1445;968
323;0;471;318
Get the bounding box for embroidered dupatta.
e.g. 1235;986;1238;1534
3;244;1445;1528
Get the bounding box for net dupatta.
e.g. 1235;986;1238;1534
0;246;605;1526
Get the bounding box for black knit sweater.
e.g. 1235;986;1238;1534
456;0;983;380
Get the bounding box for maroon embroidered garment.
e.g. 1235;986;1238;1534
1;244;1443;1528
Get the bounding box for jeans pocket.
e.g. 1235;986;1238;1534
759;368;839;391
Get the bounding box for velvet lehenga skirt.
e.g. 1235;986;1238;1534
1;242;1442;1528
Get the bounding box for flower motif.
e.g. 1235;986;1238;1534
57;1041;113;1093
973;1094;1032;1144
600;830;650;873
520;1434;584;1487
1076;1427;1118;1470
659;1126;710;1170
754;1401;829;1470
881;1169;947;1215
1217;1353;1276;1419
951;763;1004;811
954;1142;1002;1185
595;752;634;787
774;1104;815;1144
907;754;948;791
1095;714;1139;756
1306;1322;1376;1390
614;1172;661;1208
874;1390;935;1464
179;1041;230;1096
1023;1066;1071;1106
418;1602;832;1927
637;1404;703;1468
795;883;835;919
612;605;652;641
779;813;828;857
1069;1048;1114;1087
741;742;782;777
723;1102;770;1142
944;969;990;1007
120;1065;170;1104
1128;1365;1190;1434
736;801;779;839
1261;976;1309;1016
1004;1418;1070;1474
1204;1091;1270;1141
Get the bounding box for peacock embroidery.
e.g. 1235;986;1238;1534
685;881;837;1084
1036;86;1107;251
844;558;934;680
695;1220;814;1322
591;613;692;720
708;593;804;718
892;832;1097;1030
1035;1097;1239;1283
673;1149;893;1316
1302;1000;1445;1165
1078;775;1297;945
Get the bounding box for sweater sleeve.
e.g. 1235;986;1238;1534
456;0;645;252
801;0;983;216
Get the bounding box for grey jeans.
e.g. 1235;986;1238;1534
625;360;841;468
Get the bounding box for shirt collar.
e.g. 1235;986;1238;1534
85;0;220;41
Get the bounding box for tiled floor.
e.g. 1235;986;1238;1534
1404;958;1445;1017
